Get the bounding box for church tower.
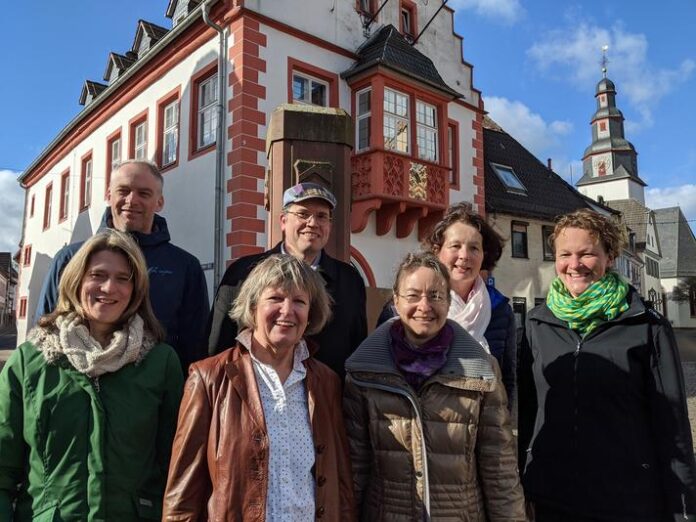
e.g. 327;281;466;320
576;52;646;204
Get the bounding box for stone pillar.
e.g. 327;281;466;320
266;104;354;262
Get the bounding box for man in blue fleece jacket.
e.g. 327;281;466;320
34;160;209;371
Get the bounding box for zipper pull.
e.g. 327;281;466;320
574;341;581;357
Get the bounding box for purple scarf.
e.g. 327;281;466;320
390;321;454;390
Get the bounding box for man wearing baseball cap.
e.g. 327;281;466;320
204;182;367;378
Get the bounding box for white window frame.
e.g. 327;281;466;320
110;138;121;173
401;7;413;36
134;121;147;160
82;158;92;208
416;100;437;162
356;88;372;152
198;74;218;150
60;173;69;220
383;88;410;154
162;101;179;166
292;72;329;107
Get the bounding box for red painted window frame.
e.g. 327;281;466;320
447;119;460;189
59;169;70;222
128;109;149;160
22;244;32;267
189;61;218;161
105;128;122;199
79;151;93;212
287;57;339;108
18;297;27;319
156;86;182;171
400;0;418;40
30;194;35;218
43;182;53;230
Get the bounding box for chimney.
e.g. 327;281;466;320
547;158;553;170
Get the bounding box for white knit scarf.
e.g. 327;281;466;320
448;275;491;353
30;313;154;377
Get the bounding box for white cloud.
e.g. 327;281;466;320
0;170;24;254
449;0;524;25
527;22;695;131
646;185;696;234
484;96;573;157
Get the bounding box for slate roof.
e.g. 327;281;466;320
79;80;108;105
132;20;169;53
654;207;696;278
483;118;612;221
603;199;653;246
341;24;460;98
103;52;137;82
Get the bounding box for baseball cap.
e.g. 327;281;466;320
282;182;337;209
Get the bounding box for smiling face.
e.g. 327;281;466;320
435;221;485;299
80;249;134;341
394;266;450;346
554;227;613;297
280;199;332;263
253;285;310;351
107;163;164;234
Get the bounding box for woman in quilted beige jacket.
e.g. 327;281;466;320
344;252;525;521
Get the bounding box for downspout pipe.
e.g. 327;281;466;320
201;0;227;286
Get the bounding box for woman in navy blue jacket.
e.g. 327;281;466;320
377;203;517;404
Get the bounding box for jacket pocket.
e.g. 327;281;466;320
133;492;163;520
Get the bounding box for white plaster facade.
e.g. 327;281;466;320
578;177;645;204
16;1;482;342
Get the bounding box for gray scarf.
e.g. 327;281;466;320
30;313;154;377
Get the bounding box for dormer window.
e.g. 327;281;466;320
491;162;527;194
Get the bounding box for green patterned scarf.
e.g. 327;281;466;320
546;271;629;337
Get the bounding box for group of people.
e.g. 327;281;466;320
0;159;694;521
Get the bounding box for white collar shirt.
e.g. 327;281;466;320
249;341;316;521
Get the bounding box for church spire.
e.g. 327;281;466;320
576;46;647;204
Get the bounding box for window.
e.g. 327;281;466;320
447;121;459;187
157;88;181;168
416;100;437;162
80;154;92;210
43;183;53;230
599;121;607;132
59;170;70;221
197;73;218;150
129;111;148;160
542;225;554;261
646;257;660;277
534;297;546;307
628;232;636;251
512;297;527;330
292;72;328;107
22;245;32;267
400;0;417;39
384;88;409;154
356;88;371;152
30;194;35;217
106;131;121;195
511;221;528;258
18;297;27;319
357;0;375;14
491;163;527;194
690;285;696;318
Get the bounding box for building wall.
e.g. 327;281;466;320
662;277;696;328
578;178;643;203
487;213;557;311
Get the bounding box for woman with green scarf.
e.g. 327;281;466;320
518;209;696;522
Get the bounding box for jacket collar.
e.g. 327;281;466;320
346;318;495;382
100;207;171;248
272;242;337;285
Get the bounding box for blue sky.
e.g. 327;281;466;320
0;0;694;252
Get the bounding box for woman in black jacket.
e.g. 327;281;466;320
377;203;518;404
518;209;696;521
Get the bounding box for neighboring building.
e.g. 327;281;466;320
655;207;696;327
575;70;669;313
16;0;485;340
0;253;18;328
482;117;620;326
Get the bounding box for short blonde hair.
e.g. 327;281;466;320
551;209;626;260
230;254;332;336
40;230;165;341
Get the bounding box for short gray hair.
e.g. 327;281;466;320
113;159;164;188
393;251;451;302
230;254;332;335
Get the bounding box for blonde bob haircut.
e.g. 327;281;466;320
230;254;332;336
550;209;627;261
39;229;165;341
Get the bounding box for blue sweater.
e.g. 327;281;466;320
34;209;210;371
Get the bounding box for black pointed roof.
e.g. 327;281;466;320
341;24;460;98
79;80;108;105
103;52;137;82
483;117;614;220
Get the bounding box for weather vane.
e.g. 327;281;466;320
601;45;609;78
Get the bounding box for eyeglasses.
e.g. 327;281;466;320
397;292;447;304
285;210;332;225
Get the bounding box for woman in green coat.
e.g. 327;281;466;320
0;230;183;521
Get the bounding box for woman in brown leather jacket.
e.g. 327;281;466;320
163;254;355;521
344;252;525;521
